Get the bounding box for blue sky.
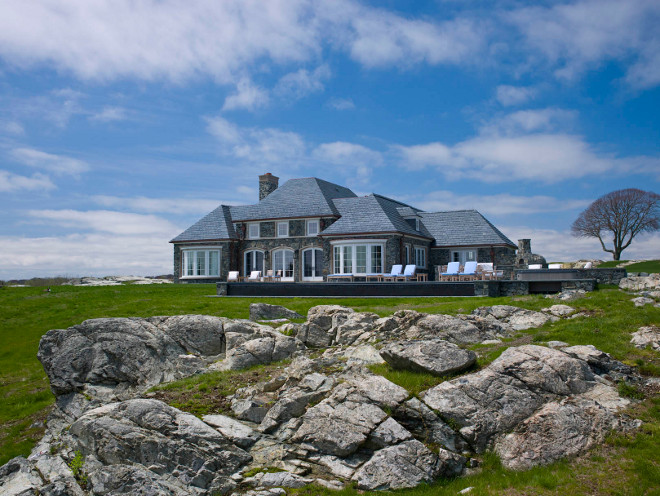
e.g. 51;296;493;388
1;0;659;278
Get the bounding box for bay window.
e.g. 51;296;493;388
332;242;384;274
182;249;220;277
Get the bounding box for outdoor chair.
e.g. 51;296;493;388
528;264;542;270
439;262;460;281
476;263;493;280
458;261;478;281
227;271;240;282
396;264;417;281
382;264;403;281
584;262;593;269
548;263;562;269
247;270;262;282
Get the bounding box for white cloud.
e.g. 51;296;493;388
0;233;173;278
312;141;382;182
222;78;270;112
1;121;25;135
0;0;486;84
495;85;536;106
11;147;90;175
27;209;179;236
275;64;331;100
414;191;590;216
206;116;306;165
90;106;128;122
0;170;55;192
92;196;222;214
480;108;577;136
509;0;660;88
327;98;355;110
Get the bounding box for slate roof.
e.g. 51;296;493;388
230;177;356;221
320;194;433;238
170;205;236;242
419;210;516;247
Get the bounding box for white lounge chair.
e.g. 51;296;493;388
458;261;478;281
528;264;542;270
247;270;262;282
439;262;460;281
396;264;417;281
548;263;562;269
227;271;240;282
383;264;403;281
327;273;354;282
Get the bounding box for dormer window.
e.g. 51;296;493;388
306;219;319;236
248;223;259;239
415;218;420;231
277;221;289;237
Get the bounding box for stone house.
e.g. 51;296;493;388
170;173;518;283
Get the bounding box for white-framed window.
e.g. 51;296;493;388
181;248;221;278
404;244;411;265
248;223;260;239
331;241;384;274
452;249;476;264
414;246;426;268
244;250;264;277
277;221;289;237
273;249;294;280
415;218;420;231
306;219;320;236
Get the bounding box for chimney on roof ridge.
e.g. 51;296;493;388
259;172;279;201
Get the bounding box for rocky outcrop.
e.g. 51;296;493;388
38;315;227;408
631;326;660;350
2;304;644;495
380;339;476;376
421;345;637;468
619;273;660;291
249;303;303;322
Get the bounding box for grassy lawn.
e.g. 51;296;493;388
598;259;660;272
1;283;659;495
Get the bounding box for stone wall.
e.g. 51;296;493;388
474;278;596;297
173;241;231;284
577;268;627;285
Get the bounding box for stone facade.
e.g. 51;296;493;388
515;239;546;268
174;241;232;284
430;246;517;281
259;173;279;201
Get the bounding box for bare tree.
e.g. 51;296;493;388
571;189;660;260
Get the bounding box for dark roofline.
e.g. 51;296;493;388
372;193;423;212
231;214;340;223
170;238;235;244
319;230;433;241
430;243;515;249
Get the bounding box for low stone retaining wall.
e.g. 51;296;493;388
475;279;596;297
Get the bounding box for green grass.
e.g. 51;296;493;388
1;283;659;495
597;259;660;273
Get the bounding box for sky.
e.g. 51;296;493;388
0;0;659;279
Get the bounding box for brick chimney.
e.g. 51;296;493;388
259;173;279;201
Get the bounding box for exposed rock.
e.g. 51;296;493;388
224;321;278;351
631;296;655;307
472;305;554;331
38;316;226;408
561;345;638;383
380;339;476;376
393;398;465;452
542;304;575;317
367;417;413;449
259;373;335;433
546;289;587;301
295;323;334;348
422;345;598;452
619;273;660;291
306;305;355;331
334;345;385;365
222;335;305;370
249;304;303;322
495;396;623;470
0;455;84;496
245;471;313;489
67;399;251;494
203;414;261;449
352;440;464;491
547;340;569;348
87;463;198;495
631;326;660;350
409;314;485;344
334;312;379;346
